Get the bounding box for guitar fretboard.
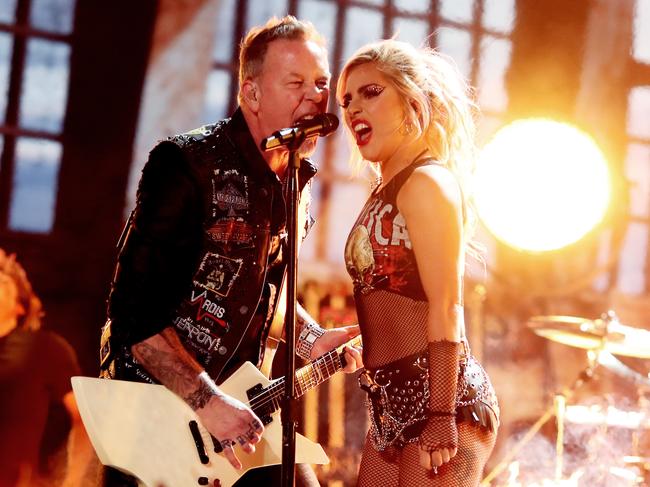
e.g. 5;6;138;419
248;336;362;416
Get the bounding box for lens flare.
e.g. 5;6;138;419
474;119;610;252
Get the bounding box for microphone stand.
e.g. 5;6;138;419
480;356;596;485
261;115;338;486
281;129;306;487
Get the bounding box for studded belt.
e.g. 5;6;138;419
359;350;499;451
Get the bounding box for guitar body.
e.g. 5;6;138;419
72;362;329;487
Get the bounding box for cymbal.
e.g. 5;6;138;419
624;456;650;465
623;456;650;469
596;350;650;387
527;315;650;359
565;404;650;429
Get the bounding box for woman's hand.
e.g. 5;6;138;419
419;446;458;471
417;416;458;471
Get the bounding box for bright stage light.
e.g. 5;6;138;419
474;119;611;252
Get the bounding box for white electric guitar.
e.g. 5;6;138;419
72;336;361;487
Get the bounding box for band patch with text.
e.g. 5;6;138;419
194;252;243;297
212;169;249;218
188;289;229;330
206;219;253;245
174;316;223;352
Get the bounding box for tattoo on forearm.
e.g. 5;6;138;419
185;381;215;410
132;341;200;396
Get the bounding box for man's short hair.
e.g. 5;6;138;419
238;15;326;103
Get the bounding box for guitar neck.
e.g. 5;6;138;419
250;336;362;417
294;335;362;397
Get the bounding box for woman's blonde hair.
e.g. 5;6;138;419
337;39;481;250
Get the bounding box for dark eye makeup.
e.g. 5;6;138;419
362;84;384;98
339;83;385;109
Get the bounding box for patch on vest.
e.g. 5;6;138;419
175;315;223;351
194;252;243;297
212;169;249;217
188;289;229;330
206;218;253;245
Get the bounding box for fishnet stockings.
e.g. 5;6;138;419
355;290;429;368
357;422;496;487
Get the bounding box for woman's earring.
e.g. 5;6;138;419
400;121;413;135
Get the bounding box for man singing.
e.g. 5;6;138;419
99;15;362;486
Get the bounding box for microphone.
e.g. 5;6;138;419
261;113;339;151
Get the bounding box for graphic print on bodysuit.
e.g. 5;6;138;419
345;196;422;298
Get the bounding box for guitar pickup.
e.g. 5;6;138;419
246;383;264;400
247;383;274;425
188;420;209;464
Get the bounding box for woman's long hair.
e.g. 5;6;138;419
337;39;482;257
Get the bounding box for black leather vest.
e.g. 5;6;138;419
103;109;316;383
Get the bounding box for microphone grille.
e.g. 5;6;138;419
320;113;339;135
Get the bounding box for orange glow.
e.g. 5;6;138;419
474;119;610;252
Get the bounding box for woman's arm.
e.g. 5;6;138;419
396;164;464;343
396;164;465;471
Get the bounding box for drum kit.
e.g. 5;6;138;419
482;310;650;486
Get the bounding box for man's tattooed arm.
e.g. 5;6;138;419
185;384;213;410
131;327;218;410
185;372;220;409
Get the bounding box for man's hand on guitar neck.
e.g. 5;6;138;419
310;324;364;373
131;327;264;470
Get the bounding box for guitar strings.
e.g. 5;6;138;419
248;336;361;412
248;349;340;411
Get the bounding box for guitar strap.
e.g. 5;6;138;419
261;181;312;377
260;278;286;378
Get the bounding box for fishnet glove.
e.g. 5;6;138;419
418;340;460;452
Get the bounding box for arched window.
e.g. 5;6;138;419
0;0;76;234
